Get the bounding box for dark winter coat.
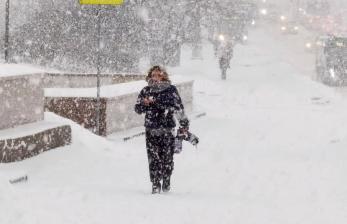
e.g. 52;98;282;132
134;81;189;130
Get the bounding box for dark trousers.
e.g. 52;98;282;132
145;129;175;184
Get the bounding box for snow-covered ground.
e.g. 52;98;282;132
1;25;347;224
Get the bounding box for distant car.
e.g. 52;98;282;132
315;35;347;85
233;29;249;45
280;21;300;34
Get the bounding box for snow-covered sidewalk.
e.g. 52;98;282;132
1;26;347;224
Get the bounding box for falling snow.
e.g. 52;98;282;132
1;0;347;224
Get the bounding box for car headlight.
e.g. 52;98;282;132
243;35;248;41
329;68;336;78
260;9;267;15
218;34;225;42
294;26;299;30
306;43;312;48
281;26;287;31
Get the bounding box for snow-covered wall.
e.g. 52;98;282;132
0;73;44;130
0;123;71;163
45;78;194;135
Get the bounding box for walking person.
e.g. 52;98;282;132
134;65;189;194
218;41;234;80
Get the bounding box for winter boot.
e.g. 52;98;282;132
152;182;161;194
162;177;171;193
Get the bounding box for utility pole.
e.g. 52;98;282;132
4;0;10;63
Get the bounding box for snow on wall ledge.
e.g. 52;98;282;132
0;122;71;163
0;69;45;130
0;64;44;77
43;73;146;88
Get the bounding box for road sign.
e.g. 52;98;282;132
80;0;123;5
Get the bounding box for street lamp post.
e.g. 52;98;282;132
95;6;102;135
80;0;123;135
4;0;10;63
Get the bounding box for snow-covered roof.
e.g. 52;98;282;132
0;64;45;78
45;75;193;98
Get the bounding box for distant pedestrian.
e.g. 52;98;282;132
218;41;233;80
134;65;189;194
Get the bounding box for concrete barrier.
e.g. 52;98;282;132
0;64;72;163
45;77;194;136
0;73;44;130
0;123;71;163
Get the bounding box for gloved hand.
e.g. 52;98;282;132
179;118;190;129
174;127;199;153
